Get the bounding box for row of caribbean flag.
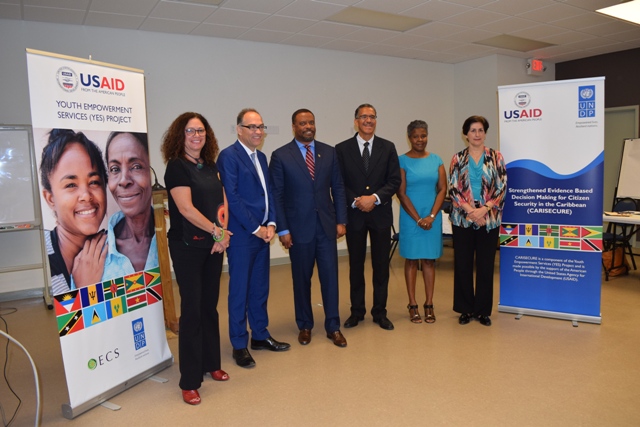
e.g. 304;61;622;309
54;267;163;337
500;223;602;252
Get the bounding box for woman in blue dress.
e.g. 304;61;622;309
397;120;447;323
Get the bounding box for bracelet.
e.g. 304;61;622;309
484;204;491;210
416;218;423;225
212;228;225;242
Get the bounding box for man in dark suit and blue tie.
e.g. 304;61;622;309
270;109;348;348
217;108;290;368
336;104;401;331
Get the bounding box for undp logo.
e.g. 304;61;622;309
580;87;594;100
56;66;78;93
514;92;530;108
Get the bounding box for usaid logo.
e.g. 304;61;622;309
514;92;530;108
56;66;78;92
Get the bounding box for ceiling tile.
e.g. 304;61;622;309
581;20;640;37
442;8;508;27
408;21;467;38
446;28;498;43
139;17;199;33
416;38;465;52
0;3;21;19
340;27;398;43
321;38;371;51
221;0;295;14
300;21;359;37
280;33;334;47
191;22;248;38
476;17;538;34
354;0;427;14
23;5;85;24
356;43;405;56
517;3;586;23
24;0;89;8
403;0;472;21
255;15;316;33
277;0;345;20
85;12;145;29
382;33;430;48
480;0;555;15
237;28;293;43
89;0;157;16
511;24;568;40
206;8;269;27
540;31;595;45
150;1;216;21
550;11;611;30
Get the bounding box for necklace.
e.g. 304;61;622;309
185;151;203;169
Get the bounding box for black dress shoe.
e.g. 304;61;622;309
343;315;364;328
373;316;394;330
232;348;256;368
250;336;291;352
458;313;472;325
475;314;492;326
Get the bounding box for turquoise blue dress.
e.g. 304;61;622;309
399;153;443;260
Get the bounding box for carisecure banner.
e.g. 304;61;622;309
498;77;604;323
26;49;172;418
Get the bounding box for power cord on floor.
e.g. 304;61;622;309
0;311;41;427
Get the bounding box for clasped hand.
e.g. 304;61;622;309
355;195;376;212
212;229;233;254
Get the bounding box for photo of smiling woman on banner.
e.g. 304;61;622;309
40;129;108;295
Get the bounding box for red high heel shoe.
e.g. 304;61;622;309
182;389;201;405
211;369;230;381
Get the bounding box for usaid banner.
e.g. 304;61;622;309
498;77;604;323
26;49;173;418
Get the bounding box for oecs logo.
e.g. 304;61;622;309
87;359;98;370
56;66;78;92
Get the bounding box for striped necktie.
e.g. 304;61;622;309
305;144;315;180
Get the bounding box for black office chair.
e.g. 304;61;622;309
603;197;639;276
389;224;399;263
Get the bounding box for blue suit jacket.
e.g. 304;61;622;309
270;139;348;244
218;140;276;246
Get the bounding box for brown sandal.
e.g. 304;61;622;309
408;304;422;323
424;304;436;323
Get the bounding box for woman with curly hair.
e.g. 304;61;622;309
161;112;231;405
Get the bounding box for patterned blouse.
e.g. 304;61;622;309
448;146;507;231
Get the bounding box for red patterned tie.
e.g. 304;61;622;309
305;144;315;180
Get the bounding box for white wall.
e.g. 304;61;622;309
0;19;458;294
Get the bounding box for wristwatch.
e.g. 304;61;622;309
429;213;435;219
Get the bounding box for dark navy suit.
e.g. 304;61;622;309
270;139;348;333
218;140;276;350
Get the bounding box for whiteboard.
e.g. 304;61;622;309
617;138;640;199
0;126;39;227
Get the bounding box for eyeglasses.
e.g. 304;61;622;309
357;115;377;120
240;124;267;131
185;128;206;136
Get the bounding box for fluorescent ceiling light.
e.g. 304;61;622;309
327;7;429;32
474;35;555;52
596;0;640;25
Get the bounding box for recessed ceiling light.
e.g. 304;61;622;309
474;35;555;52
327;7;429;32
596;0;640;26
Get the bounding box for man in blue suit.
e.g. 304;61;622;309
217;108;290;368
270;109;348;348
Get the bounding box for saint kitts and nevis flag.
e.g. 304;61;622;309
500;223;602;252
54;267;163;337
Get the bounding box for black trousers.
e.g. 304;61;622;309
452;225;499;316
345;224;391;319
169;240;223;390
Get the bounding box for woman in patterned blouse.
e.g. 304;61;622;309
448;116;507;327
